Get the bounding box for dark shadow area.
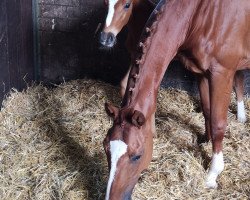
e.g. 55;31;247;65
162;60;198;95
39;0;130;87
35;90;107;200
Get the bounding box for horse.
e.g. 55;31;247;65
99;0;247;123
103;0;250;199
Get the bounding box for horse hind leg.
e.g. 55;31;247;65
205;69;234;188
234;71;246;123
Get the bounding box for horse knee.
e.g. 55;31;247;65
211;121;227;141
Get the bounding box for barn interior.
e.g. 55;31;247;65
0;0;249;199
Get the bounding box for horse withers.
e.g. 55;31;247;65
103;0;250;199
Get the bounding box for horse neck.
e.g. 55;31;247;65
122;0;200;118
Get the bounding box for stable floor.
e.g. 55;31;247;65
0;79;249;200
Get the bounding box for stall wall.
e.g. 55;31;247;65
1;0;250;104
0;0;34;102
38;0;130;85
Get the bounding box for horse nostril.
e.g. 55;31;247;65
124;195;132;200
124;192;132;200
99;31;107;44
107;33;115;44
99;32;116;47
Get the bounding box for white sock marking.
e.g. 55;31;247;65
205;152;224;188
237;100;246;123
105;140;128;200
106;0;119;27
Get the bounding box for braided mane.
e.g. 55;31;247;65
147;0;161;6
122;0;167;107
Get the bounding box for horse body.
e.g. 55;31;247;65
103;0;250;199
100;0;247;122
180;1;250;73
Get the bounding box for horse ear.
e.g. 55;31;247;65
105;103;119;119
131;110;145;127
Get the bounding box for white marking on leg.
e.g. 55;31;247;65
237;100;246;123
205;152;224;188
105;140;128;200
106;0;119;27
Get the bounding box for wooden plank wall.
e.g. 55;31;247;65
0;0;34;103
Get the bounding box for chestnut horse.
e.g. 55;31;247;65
99;0;247;123
103;0;250;199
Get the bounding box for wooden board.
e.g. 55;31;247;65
0;0;34;103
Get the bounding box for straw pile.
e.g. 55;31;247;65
0;79;249;200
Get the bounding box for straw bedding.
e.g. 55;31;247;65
0;79;249;200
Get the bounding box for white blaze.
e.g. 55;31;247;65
205;152;224;188
237;100;246;123
106;0;119;27
105;140;128;200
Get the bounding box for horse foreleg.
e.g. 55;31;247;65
120;65;132;97
205;69;234;188
198;76;211;142
234;71;246;123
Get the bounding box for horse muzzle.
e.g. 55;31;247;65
99;31;116;48
124;192;132;200
107;188;133;200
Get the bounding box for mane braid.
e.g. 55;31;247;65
121;0;167;108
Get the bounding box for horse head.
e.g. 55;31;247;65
103;103;153;200
99;0;135;48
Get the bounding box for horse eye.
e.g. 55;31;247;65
124;2;131;9
131;155;141;162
